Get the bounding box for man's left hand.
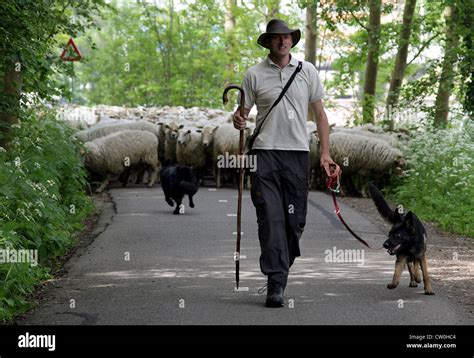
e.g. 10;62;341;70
320;153;342;179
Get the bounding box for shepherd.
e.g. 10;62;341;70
233;19;341;307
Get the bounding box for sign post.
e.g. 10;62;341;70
60;38;83;103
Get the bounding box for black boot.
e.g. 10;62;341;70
265;282;284;308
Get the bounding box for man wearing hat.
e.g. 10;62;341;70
233;19;341;308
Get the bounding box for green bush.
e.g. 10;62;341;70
389;120;474;237
0;107;94;322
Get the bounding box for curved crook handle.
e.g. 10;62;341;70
223;84;245;117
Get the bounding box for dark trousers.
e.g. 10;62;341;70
249;150;309;288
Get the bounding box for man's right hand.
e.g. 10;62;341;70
233;110;247;130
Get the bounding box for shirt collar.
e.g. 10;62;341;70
266;54;298;69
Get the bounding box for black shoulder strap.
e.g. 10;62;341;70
253;60;303;137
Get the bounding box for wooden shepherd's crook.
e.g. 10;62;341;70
222;85;245;290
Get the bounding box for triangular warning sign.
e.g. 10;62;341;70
60;38;83;61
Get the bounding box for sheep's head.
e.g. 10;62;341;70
178;128;192;145
74;130;88;142
244;126;253;139
389;149;406;176
165;122;184;140
202;126;218;147
81;142;98;168
178;128;202;146
393;155;406;176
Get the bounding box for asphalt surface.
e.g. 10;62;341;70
19;185;472;325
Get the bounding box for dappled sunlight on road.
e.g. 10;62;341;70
82;251;398;284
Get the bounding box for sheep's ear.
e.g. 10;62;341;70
165;124;170;129
195;129;202;133
179;124;184;129
213;126;219;132
196;125;203;129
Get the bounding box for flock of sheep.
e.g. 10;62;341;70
66;105;407;196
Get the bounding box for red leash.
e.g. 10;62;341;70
326;175;384;250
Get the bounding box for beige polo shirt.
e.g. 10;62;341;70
240;55;324;151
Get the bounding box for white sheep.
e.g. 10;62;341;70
309;131;405;195
75;120;160;142
332;126;398;147
199;125;219;182
329;132;404;175
358;123;385;134
201;125;218;149
176;127;206;169
164;122;184;163
357;123;411;146
212;123;251;188
83;130;160;193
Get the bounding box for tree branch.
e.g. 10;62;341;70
348;8;369;32
406;32;441;66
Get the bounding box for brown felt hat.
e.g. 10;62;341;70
257;19;301;49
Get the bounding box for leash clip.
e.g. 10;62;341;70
326;175;340;194
329;182;340;193
325;164;341;193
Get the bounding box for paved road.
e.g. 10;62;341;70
20;185;471;325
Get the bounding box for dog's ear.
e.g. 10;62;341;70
393;206;403;222
404;211;416;234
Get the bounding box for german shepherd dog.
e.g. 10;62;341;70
368;182;434;295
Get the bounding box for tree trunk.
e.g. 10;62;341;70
461;5;473;117
305;1;318;122
434;5;459;128
224;0;236;87
385;0;417;128
225;0;236;31
362;0;381;124
305;1;317;66
165;0;174;104
0;57;22;148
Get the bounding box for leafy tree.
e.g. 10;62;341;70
0;0;107;147
75;0;301;108
321;0;396;123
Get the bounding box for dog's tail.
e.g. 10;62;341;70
368;182;396;223
180;181;198;196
